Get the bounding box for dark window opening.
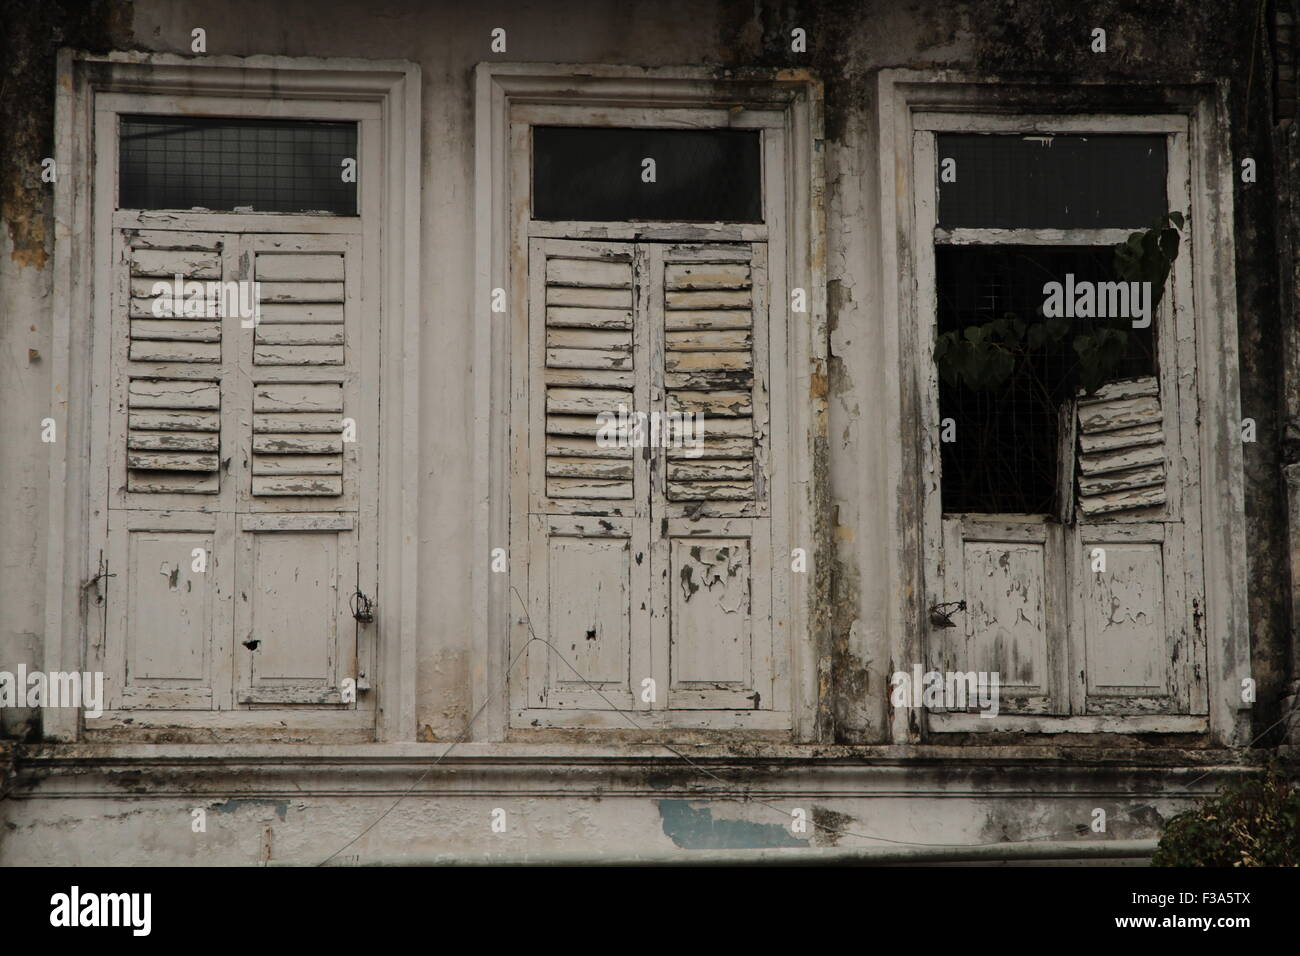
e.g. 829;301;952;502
936;245;1156;515
937;134;1167;229
532;126;762;223
119;116;358;214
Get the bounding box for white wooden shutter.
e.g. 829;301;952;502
518;239;788;725
525;238;648;711
100;230;375;712
931;517;1068;715
1071;376;1206;715
103;230;237;708
1076;377;1167;517
235;234;370;706
649;243;778;713
925;372;1207;722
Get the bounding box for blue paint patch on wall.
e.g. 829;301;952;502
211;798;289;821
658;799;807;849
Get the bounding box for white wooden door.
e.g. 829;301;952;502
95;228;377;713
517;238;788;727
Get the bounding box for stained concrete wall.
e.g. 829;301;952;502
1;0;1296;862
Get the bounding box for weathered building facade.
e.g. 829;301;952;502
1;0;1298;863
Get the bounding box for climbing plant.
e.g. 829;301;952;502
934;212;1185;396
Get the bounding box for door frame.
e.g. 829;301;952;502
876;70;1250;746
47;52;422;741
474;64;826;740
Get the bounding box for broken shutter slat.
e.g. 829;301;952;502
1075;375;1167;518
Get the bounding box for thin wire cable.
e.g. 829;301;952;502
318;585;1286;862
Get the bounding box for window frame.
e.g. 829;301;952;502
877;72;1250;745
474;64;826;741
47;51;422;742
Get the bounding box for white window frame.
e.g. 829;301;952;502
46;51;422;741
473;64;826;740
876;71;1251;745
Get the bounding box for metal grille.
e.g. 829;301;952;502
119;116;357;214
936;245;1156;515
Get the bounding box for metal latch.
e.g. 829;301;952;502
928;600;966;629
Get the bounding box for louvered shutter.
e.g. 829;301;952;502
1071;376;1206;715
101;230;375;712
519;239;786;724
235;234;369;705
525;238;649;711
649;243;777;713
1076;377;1167;516
104;230;237;708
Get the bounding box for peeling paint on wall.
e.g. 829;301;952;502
657;799;806;849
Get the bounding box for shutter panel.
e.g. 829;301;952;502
516;239;788;724
122;237;227;497
930;518;1067;716
235;235;370;706
524;239;648;713
126;379;221;493
1071;375;1206;715
104;231;236;709
1076;376;1167;516
249;247;351;498
101;230;375;713
662;244;761;504
539;240;638;505
251;382;345;497
651;243;777;713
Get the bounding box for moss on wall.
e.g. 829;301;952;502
0;0;131;269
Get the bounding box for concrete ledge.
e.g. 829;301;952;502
287;839;1159;866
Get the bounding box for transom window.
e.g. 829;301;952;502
531;125;762;223
118;115;358;214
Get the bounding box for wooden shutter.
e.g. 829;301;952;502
103;231;237;708
660;244;762;504
931;517;1068;715
1076;377;1167;517
649;243;778;713
100;230;375;712
121;236;227;498
235;234;369;705
518;239;788;725
1071;376;1206;715
525;239;648;712
925;372;1207;723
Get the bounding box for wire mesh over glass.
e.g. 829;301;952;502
935;245;1156;515
119;116;358;214
936;134;1167;229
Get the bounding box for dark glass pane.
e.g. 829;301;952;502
937;134;1167;229
936;245;1156;515
119;116;357;214
532;126;762;223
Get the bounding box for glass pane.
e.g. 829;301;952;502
937;134;1166;229
936;245;1156;515
119;116;358;214
532;126;762;223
